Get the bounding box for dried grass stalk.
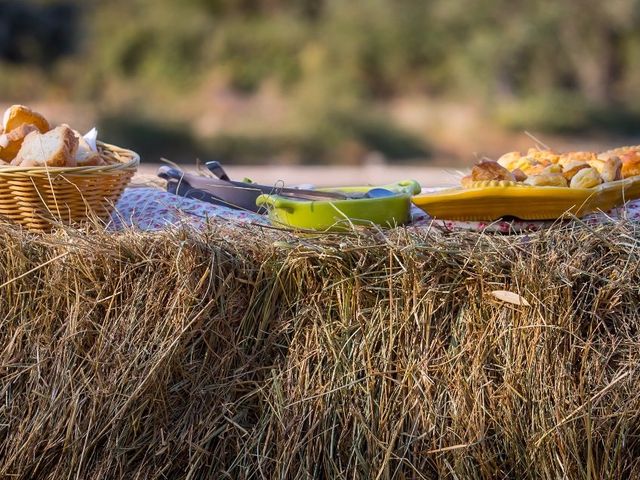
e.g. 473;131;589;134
1;220;640;479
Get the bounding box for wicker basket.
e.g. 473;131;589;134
0;141;139;232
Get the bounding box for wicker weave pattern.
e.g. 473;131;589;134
0;141;139;231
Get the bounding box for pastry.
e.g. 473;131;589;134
560;151;598;166
460;175;474;189
470;160;515;182
569;167;602;189
497;151;522;170
600;156;622;183
524;173;568;187
526;148;560;165
497;150;555;174
511;168;527;182
619;151;640;178
561;160;590;181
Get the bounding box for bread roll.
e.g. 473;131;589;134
67;127;104;167
75;141;104;166
560;151;598;166
527;148;560;165
471;160;515;182
13;125;78;167
619;152;640;178
497;151;522;170
460;175;474;189
3;105;49;134
569;167;602;189
524;173;568;187
0;124;39;162
561;160;590;181
601;156;622;183
511;168;527;182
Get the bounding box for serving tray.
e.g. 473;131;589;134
411;176;640;221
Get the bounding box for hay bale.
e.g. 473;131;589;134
1;221;640;479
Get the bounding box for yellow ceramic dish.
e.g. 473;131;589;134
412;176;640;221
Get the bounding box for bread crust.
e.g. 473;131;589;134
70;129;105;166
3;105;50;133
471;160;515;182
524;173;568;187
0;124;39;162
569;167;602;189
619;152;640;178
561;160;590;181
14;125;79;167
601;156;622;182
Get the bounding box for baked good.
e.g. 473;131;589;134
497;151;522;171
561;160;590;181
70;128;104;166
524;173;568;187
13;125;79;167
601;156;622;183
526;148;560;165
460;175;474;189
497;150;554;174
3;105;49;134
599;145;640;159
471;160;515;182
467;144;640;190
619;152;640;178
559;151;598;166
511;168;527;182
513;158;544;174
569;167;602;189
0;124;39;162
75;140;104;166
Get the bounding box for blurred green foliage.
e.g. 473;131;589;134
2;0;640;162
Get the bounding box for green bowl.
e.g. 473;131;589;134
256;180;421;231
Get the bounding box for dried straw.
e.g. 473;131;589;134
1;219;640;479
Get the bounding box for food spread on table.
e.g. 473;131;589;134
458;147;640;190
411;145;640;222
1;103;639;232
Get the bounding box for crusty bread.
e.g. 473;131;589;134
511;168;527;182
497;151;521;170
0;124;39;162
620;152;640;178
570;167;602;189
601;156;622;183
524;173;568;187
13;125;79;167
470;160;515;182
561;160;590;181
75;140;104;166
3;105;50;134
69;128;105;166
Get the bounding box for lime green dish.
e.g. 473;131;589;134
256;180;421;231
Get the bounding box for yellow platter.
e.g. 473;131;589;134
412;176;640;221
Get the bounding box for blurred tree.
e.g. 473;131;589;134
2;0;640;157
0;1;78;65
